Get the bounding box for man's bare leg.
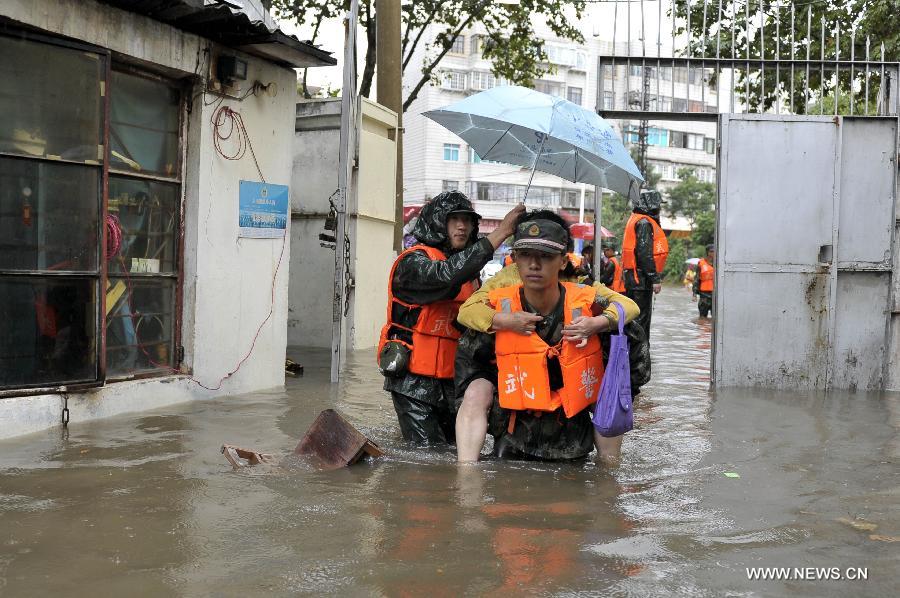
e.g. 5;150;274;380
456;379;494;462
593;431;624;466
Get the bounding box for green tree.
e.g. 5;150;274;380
691;210;715;252
663;237;688;282
675;0;899;114
666;167;715;253
273;0;586;110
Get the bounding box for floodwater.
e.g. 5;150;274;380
1;289;898;597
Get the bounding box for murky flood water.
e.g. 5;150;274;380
1;289;898;596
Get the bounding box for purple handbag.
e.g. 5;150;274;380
592;303;634;437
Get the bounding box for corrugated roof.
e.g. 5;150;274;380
98;0;336;68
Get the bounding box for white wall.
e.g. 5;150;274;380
289;100;342;349
0;0;297;439
288;98;398;351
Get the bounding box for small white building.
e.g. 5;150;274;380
0;0;336;439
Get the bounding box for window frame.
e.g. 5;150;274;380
105;66;187;382
443;143;460;161
0;29;188;395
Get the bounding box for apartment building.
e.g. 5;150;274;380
402;28;717;233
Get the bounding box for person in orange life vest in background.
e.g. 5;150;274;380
622;189;669;343
599;242;625;292
693;244;715;318
377;191;525;445
576;243;595;284
454;215;638;462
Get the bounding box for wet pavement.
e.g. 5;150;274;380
1;288;898;596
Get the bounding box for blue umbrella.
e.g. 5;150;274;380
423;85;643;199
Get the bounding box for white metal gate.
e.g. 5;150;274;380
713;114;898;390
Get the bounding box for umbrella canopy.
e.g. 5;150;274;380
569;222;615;240
423;86;643;197
685;257;701;265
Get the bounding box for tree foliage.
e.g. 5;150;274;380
675;0;900;114
272;0;587;110
666;167;715;233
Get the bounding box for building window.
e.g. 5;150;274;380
566;86;583;106
441;70;466;91
443;143;460;161
0;34;183;389
647;127;669;147
534;80;563;97
704;137;716;154
575;51;587;71
442;180;459;192
449;36;465;54
470;35;483;56
470;71;499;91
602;91;614;110
629;64;642;77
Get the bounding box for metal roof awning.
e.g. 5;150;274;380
99;0;336;69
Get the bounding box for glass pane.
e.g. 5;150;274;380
110;71;180;177
0;36;103;162
105;277;175;377
0;277;97;388
107;177;179;274
0;158;99;272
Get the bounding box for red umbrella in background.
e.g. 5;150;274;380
569;222;614;240
403;205;423;223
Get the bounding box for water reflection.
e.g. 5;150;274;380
0;289;897;596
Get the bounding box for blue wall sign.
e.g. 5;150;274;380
238;180;289;238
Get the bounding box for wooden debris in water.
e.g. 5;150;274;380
294;409;383;470
221;444;276;468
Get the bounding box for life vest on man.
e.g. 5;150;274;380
377;245;476;379
489;282;604;418
697;258;715;292
504;254;514;267
567;252;582;268
622;213;669;284
609;256;625;292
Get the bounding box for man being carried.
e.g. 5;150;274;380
693;244;715;318
453;211;639;463
622;190;669;343
377;191;523;445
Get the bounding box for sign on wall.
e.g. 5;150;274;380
238;180;289;238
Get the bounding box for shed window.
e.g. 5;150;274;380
0;33;183;390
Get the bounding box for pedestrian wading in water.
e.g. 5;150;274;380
377;191;524;445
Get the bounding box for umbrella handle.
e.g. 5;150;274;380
522;133;548;203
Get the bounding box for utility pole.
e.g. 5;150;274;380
331;0;359;383
637;65;650;184
376;0;403;251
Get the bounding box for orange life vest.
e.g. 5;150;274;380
567;252;582;268
489;282;604;418
504;254;514;267
377;245;476;379
622;213;669;284
698;258;715;292
609;256;625;292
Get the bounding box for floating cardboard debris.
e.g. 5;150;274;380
836;517;878;532
723;472;740;478
294;409;383;470
869;534;899;543
221;444;276;468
